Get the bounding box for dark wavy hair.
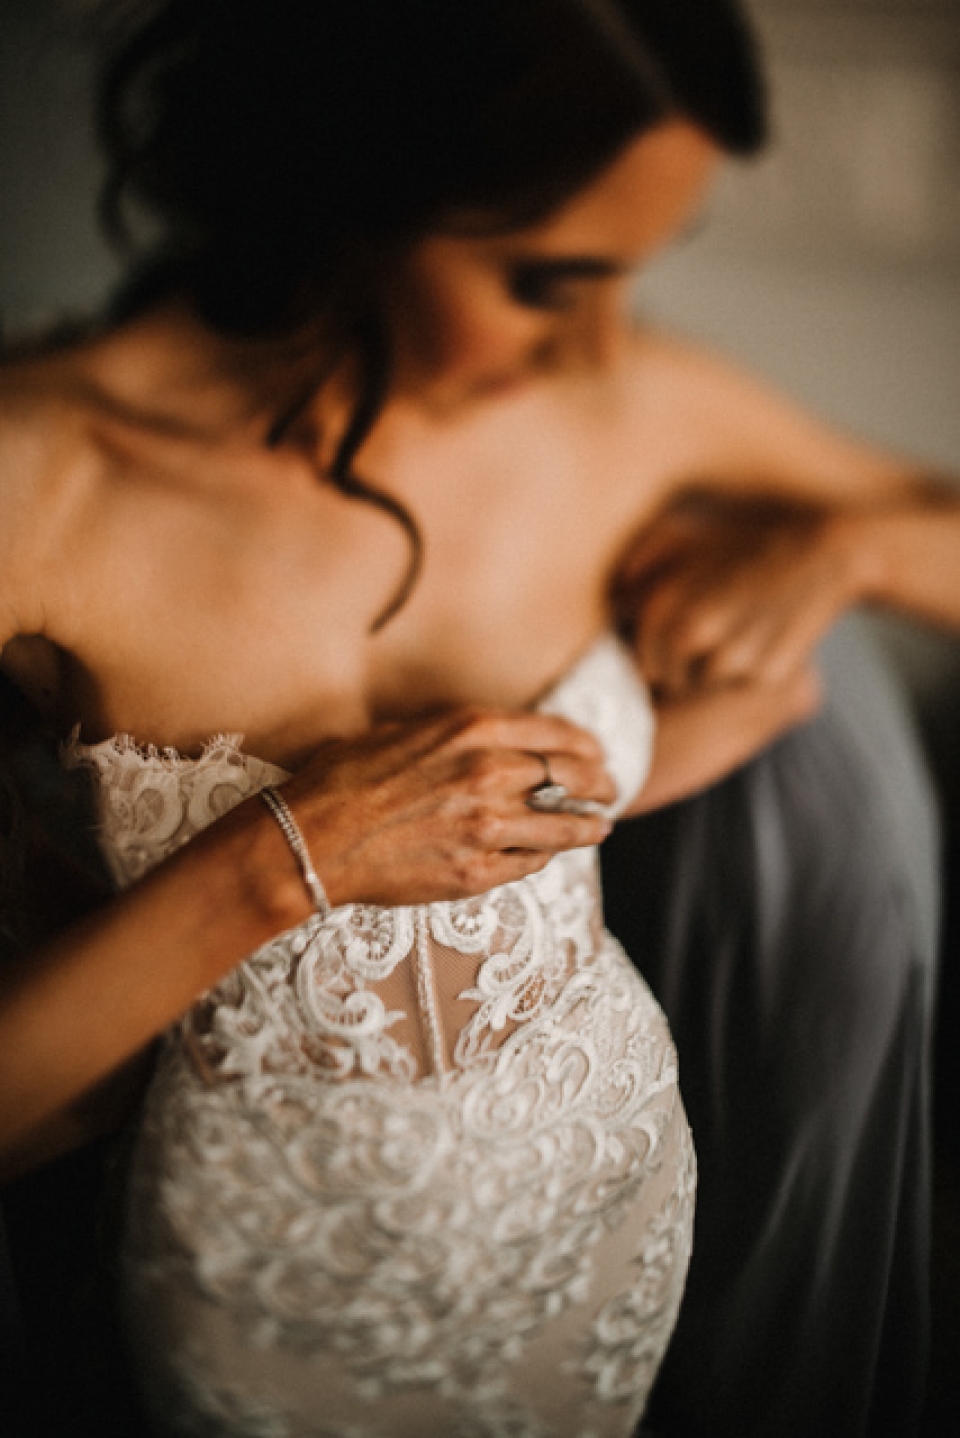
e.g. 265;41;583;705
92;0;766;623
98;0;765;322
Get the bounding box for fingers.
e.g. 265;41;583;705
443;746;614;846
441;792;614;892
444;707;608;765
477;840;602;890
634;576;737;696
486;805;613;853
627;509;853;700
425;707;618;808
417;837;594;902
288;700;619;908
432;727;616;882
472;744;617;809
635;563;844;699
297;704;616;817
688;581;844;693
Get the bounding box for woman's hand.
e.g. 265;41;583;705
613;492;864;700
277;707;617;908
608;493;834;812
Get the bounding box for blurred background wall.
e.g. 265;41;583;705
1;0;959;1424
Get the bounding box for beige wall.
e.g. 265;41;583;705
643;0;960;460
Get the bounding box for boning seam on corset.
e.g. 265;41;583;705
415;907;448;1078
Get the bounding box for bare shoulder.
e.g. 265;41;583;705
619;324;921;501
0;346;103;648
0;311;275;651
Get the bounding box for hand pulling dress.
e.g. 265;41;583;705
63;635;695;1438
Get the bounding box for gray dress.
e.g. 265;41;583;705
603;619;937;1438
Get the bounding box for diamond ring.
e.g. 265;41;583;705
528;780;572;812
527;752;569;812
526;752;606;816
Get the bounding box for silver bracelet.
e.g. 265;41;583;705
259;785;331;918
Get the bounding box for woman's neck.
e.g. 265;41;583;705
76;301;345;453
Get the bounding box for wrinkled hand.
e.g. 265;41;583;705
280;707;617;907
613;492;860;699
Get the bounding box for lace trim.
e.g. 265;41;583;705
62;727;270;772
61;728;286;890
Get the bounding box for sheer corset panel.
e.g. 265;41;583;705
61;636;693;1438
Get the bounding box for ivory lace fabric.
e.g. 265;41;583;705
64;636;694;1438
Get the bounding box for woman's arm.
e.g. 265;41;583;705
620;660;822;818
636;329;954;507
617;334;960;697
0;795;311;1181
616;487;960;698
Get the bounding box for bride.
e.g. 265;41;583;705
5;3;740;1429
2;1;949;1434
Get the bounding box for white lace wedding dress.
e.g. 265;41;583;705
64;635;694;1438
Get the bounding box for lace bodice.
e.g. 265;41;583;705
64;636;693;1438
64;635;655;1086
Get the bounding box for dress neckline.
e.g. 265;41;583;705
61;725;290;783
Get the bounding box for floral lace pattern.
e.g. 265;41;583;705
61;731;285;888
64;636;693;1438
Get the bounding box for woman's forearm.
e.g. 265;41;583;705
0;795;311;1162
621;663;822;818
